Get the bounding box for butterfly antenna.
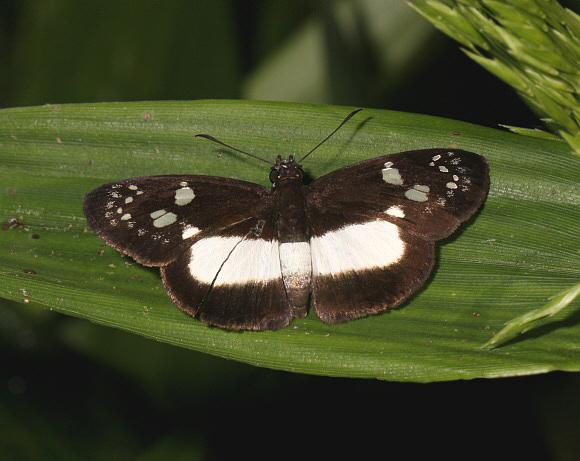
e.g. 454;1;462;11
195;134;273;165
297;108;363;163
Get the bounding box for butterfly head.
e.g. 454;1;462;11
269;155;304;185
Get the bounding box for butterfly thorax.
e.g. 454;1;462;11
269;155;304;185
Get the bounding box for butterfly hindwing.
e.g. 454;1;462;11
305;148;489;323
162;215;294;330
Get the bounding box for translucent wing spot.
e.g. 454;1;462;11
150;209;178;228
120;213;132;221
381;164;403;185
405;184;430;202
150;209;166;219
175;186;195;206
128;185;138;190
438;166;449;172
446;182;458;190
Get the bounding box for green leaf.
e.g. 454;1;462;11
498;124;563;140
1;100;579;381
482;281;580;350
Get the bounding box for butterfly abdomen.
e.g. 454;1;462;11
273;178;312;317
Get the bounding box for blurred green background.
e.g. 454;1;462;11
1;1;578;460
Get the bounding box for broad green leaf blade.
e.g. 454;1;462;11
1;100;578;381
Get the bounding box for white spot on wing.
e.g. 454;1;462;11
446;182;458;189
438;165;449;172
188;237;281;285
311;221;405;276
182;225;200;240
120;213;132;220
125;197;133;204
385;205;405;218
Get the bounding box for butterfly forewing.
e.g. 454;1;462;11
306;149;489;239
83;175;270;266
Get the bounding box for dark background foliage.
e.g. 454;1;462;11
1;1;578;459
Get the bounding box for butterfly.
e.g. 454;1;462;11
83;109;489;330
